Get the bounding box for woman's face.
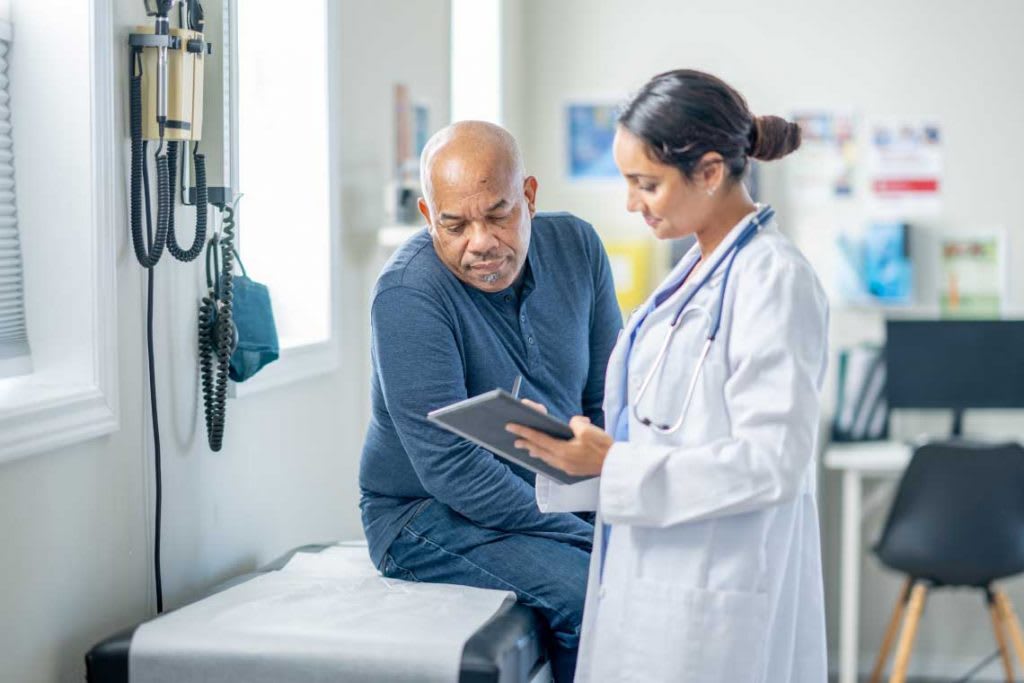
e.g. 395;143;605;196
612;126;712;240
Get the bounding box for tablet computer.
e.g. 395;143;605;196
427;389;595;485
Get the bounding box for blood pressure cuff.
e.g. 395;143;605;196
228;273;279;382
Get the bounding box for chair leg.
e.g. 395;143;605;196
996;589;1024;672
870;578;912;683
889;581;928;683
987;587;1014;682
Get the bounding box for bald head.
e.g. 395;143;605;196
419;121;526;211
416;121;538;293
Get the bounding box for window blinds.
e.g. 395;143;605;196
0;24;31;376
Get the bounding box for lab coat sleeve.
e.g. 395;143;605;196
535;473;600;512
600;253;829;528
371;286;592;540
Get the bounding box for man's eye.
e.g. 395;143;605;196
443;224;464;234
489;214;511;222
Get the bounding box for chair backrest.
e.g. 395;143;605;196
875;440;1024;586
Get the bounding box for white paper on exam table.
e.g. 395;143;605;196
129;544;516;683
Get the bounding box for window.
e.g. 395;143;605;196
450;0;501;124
228;0;337;392
0;0;118;463
0;20;31;380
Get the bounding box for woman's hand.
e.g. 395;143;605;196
506;399;613;477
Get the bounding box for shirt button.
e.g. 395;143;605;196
599;586;607;599
527;336;534;344
520;314;526;322
504;295;511;303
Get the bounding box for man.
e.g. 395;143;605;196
359;121;621;682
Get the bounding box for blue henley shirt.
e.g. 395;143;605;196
359;212;623;567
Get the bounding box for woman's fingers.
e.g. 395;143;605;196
506;423;563;450
569;415;593;434
520;398;548;414
514;438;559;463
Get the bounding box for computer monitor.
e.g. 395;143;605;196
885;319;1024;435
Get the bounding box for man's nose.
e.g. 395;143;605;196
466;223;499;253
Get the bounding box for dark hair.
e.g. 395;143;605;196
618;69;801;182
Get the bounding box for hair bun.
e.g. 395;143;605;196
748;115;801;161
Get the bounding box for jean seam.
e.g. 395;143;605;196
406;497;433;524
383;551;421;582
399;524;576;628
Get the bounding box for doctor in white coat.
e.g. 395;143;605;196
507;69;829;682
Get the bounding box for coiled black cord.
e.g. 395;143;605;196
198;203;236;452
129;49;168;269
165;141;208;261
130;22;211;616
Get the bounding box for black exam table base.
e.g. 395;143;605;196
85;544;547;683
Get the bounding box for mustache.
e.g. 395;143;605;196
463;251;507;267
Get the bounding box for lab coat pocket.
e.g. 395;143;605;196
620;579;768;683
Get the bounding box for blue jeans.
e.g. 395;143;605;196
381;498;592;683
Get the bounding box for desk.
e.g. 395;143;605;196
824;440;913;683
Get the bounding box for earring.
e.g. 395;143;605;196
707;188;715;197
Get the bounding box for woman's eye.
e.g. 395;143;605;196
639;184;657;193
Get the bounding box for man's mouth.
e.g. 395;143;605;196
470;259;504;274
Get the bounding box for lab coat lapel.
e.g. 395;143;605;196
603;246;700;434
603;207;771;436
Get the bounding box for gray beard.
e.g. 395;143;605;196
481;272;501;284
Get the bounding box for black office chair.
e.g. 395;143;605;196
869;440;1024;683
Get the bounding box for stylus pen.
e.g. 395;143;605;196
511;374;523;400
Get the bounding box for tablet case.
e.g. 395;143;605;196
428;389;595;485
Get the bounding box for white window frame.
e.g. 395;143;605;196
0;0;118;463
224;0;340;396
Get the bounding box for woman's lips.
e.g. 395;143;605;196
644;214;661;228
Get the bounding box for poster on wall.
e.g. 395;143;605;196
787;111;857;206
867;121;943;217
835;222;913;306
566;102;621;179
938;232;1004;318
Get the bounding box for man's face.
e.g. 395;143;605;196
420;156;538;292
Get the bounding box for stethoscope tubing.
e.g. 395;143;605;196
632;205;775;434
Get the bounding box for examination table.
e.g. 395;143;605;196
85;543;549;683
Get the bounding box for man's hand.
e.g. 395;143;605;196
506;401;612;477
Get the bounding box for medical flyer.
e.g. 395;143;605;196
938;234;1004;318
787;110;857;205
867;121;943;217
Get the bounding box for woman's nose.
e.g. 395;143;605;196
625;188;643;213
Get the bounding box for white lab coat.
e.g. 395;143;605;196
537;213;829;682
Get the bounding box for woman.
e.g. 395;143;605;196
507;70;829;682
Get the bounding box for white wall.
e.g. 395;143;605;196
0;1;449;681
504;0;1024;678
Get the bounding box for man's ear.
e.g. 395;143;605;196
418;197;432;227
523;176;538;217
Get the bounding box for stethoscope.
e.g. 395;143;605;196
631;205;775;434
